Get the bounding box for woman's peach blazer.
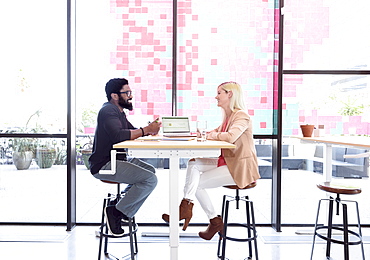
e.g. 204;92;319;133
208;110;260;188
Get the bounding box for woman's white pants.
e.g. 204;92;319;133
183;158;236;219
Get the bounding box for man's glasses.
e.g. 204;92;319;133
118;91;132;96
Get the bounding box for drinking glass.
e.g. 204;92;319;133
196;120;207;142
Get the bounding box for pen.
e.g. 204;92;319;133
148;118;159;124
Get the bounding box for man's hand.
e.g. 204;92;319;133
145;118;161;135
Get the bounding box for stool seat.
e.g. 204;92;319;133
100;180;120;184
224;182;256;190
317;182;361;195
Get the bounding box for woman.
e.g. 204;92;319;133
162;81;260;240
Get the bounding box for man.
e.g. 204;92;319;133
89;78;160;236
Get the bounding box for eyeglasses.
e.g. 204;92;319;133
118;91;132;96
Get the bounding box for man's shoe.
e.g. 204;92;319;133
104;205;125;236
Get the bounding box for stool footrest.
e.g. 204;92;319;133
315;226;363;246
99;223;139;239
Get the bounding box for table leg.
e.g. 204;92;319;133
169;155;180;260
323;144;332;182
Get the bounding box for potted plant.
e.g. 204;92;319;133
81;107;97;134
35;140;56;169
12;138;35;170
300;124;315;137
11;110;41;170
80;136;93;170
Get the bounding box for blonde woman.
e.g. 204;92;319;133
162;82;260;240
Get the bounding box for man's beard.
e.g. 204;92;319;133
118;96;133;111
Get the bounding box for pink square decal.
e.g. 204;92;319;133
148;20;154;26
129;71;135;76
154;58;160;64
147;65;154;71
261;97;267;103
211;59;217;65
141;90;147;102
160;14;167;19
135;77;141;83
248;109;254;115
192;15;198;21
198;78;204;84
211;28;217;33
160;65;166;70
154;46;166;51
192;34;198;39
117;64;128;70
180;46;186;52
198;91;204;96
260;122;267;128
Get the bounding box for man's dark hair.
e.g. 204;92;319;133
105;78;129;101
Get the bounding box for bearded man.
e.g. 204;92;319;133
89;78;161;236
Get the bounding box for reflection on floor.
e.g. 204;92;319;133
0;225;369;259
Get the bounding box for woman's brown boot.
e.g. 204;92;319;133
162;199;194;231
198;215;223;240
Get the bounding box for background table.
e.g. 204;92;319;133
113;139;235;260
292;136;370;181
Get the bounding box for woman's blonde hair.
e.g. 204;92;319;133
218;81;246;111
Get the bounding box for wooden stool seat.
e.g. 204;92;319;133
317;182;361;195
100;180;120;184
224;181;257;190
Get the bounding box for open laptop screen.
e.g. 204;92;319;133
162;116;191;134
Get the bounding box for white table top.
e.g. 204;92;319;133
291;136;370;149
113;139;236;149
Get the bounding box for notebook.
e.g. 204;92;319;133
161;116;197;137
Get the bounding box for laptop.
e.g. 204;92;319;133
161;116;197;137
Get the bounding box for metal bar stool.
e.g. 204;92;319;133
217;182;258;260
310;182;365;260
98;181;138;260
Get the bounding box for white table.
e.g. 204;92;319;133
292;136;370;181
113;139;235;260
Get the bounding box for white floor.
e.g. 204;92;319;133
0;225;369;259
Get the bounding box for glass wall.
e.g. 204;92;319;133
177;0;276;133
0;1;67;134
0;1;67;223
75;0;276;224
6;0;368;227
282;0;370;224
